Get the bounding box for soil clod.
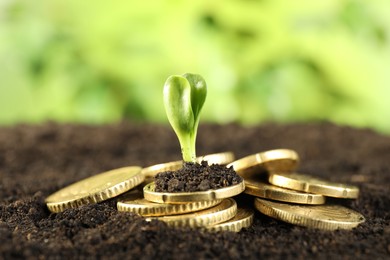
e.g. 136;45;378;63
155;161;243;192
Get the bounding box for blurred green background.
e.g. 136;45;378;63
1;0;390;133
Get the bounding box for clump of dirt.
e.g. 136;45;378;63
155;161;242;192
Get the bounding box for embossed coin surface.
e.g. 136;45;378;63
269;173;359;199
146;198;237;228
143;181;245;204
254;198;365;230
227;149;299;175
46;166;144;213
142;152;235;178
117;190;222;216
206;207;254;232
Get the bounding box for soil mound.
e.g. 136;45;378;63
1;122;389;259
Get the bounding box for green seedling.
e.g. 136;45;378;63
163;73;207;162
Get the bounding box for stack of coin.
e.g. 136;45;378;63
45;152;253;232
118;152;254;232
228;149;365;230
46;149;363;232
45;152;234;213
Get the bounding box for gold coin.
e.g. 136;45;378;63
244;177;325;204
146;198;237;228
227;149;299;175
254;198;365;230
206;208;254;232
141;152;235;178
117;190;222;216
46;166;144;213
143;181;245;204
197;152;235;165
142;161;182;179
269;173;359;199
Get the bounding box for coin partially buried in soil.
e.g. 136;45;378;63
254;198;365;230
141;151;235;179
269;172;360;199
206;207;254;232
228;149;299;175
117;190;222;216
146;198;237;228
46;166;144;213
143;181;245;204
244;178;326;205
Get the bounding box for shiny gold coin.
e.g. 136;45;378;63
142;161;182;179
46;166;144;213
197;152;235;165
206;208;254;232
117;190;222;216
141;152;235;178
269;173;359;199
254;198;365;230
143;181;245;204
227;149;299;175
146;198;237;228
244;177;325;204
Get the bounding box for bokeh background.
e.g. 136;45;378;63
1;0;390;133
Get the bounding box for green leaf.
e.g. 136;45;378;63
183;73;207;122
163;73;207;162
163;76;194;134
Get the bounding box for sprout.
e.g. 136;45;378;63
163;73;207;162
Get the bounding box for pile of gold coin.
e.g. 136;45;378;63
45;149;365;232
45;152;254;232
228;149;366;230
119;152;253;232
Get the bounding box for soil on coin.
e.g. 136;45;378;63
155;161;242;192
1;122;389;259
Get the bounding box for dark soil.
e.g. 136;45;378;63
1;122;389;259
155;161;242;192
